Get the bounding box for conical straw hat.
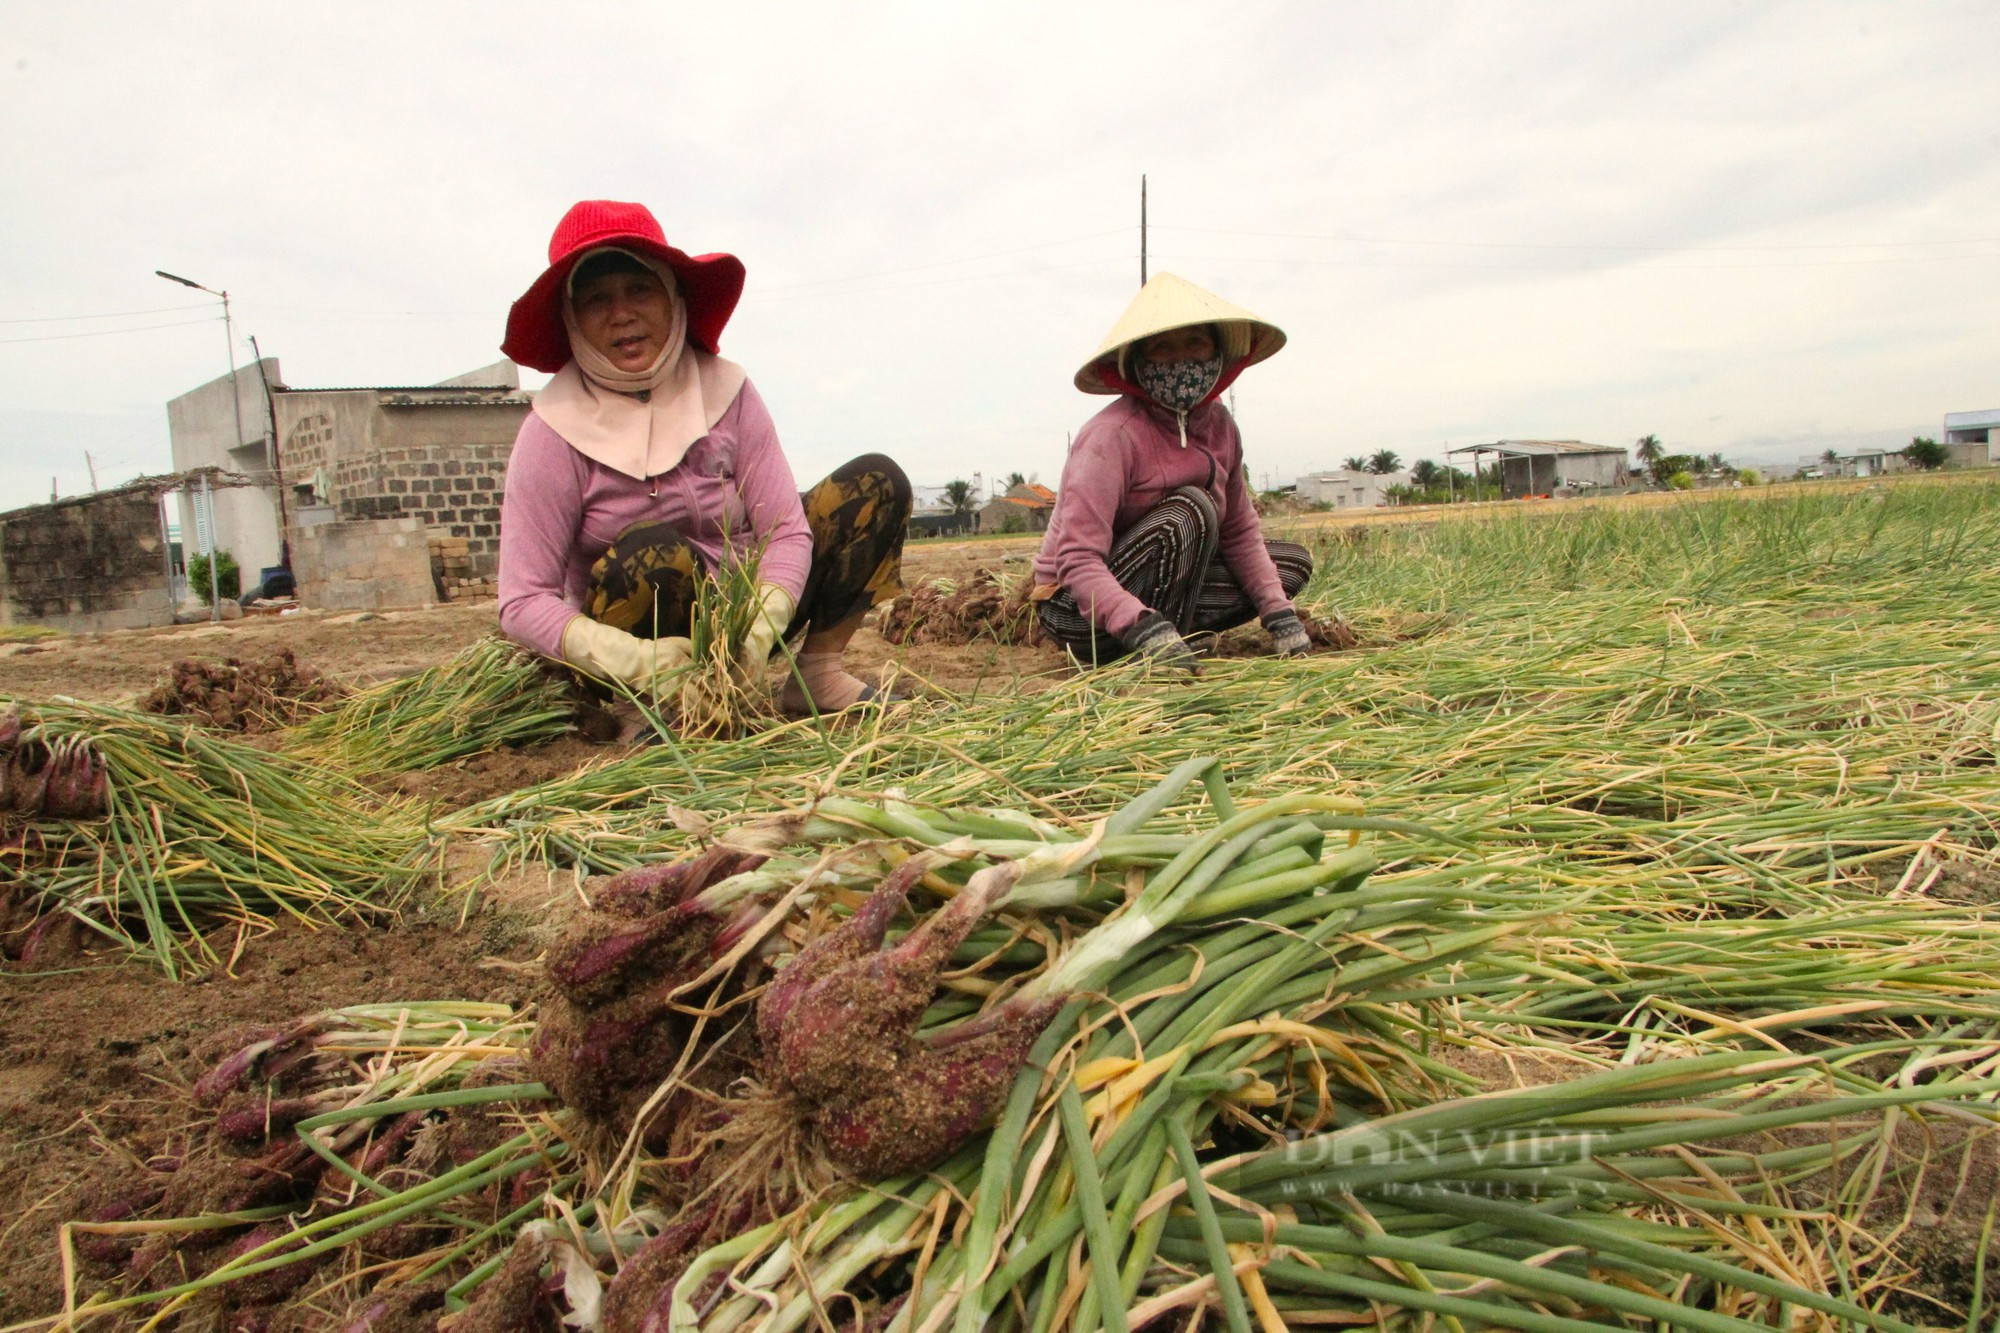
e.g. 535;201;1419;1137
1074;272;1286;395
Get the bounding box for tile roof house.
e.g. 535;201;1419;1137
977;482;1056;534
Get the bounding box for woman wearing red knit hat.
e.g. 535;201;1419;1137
497;200;910;716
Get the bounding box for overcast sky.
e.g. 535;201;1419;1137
2;2;1996;511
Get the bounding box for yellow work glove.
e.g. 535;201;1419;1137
560;615;693;697
737;583;797;679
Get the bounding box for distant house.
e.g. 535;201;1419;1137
168;358;529;587
1945;409;1999;468
1446;441;1630;499
977;483;1056;534
1804;448;1918;480
1294;469;1409;509
1846;448;1908;479
270;360;529;581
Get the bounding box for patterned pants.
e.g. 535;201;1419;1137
586;454;911;640
1036;486;1313;664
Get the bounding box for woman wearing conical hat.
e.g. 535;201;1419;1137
1032;274;1314;671
495;200;912;717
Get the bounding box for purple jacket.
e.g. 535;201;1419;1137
497;378;812;658
1033;396;1288;639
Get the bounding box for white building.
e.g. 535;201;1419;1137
1945;409;1999;468
166;359;286;583
1446;440;1630;497
1294;469;1410;509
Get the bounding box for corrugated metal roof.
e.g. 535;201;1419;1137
378;394;532;407
1445;440;1626;458
273;385;526;396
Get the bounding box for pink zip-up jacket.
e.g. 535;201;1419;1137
497;378;812;658
1033;396;1289;639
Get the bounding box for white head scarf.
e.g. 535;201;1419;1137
530;247;747;481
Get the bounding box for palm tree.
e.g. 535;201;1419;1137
1367;449;1402;475
1820;449;1840;465
1004;471;1026;490
1705;452;1726;472
943;479;976;522
1635;435;1664;468
1343;456;1369;472
1410;459;1442;489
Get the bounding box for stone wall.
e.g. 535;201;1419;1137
291;516;438;612
0;490;174;632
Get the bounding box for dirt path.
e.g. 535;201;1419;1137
0;538;1053;707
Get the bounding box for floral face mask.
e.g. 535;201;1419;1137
1133;351;1224;415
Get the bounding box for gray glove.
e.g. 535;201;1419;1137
1262;608;1312;658
1124;611;1202;675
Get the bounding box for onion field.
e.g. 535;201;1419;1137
9;474;2000;1332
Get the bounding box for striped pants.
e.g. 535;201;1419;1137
1036;487;1313;664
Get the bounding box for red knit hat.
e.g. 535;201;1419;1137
501;200;746;373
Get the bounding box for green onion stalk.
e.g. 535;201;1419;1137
291;636;579;773
0;698;429;976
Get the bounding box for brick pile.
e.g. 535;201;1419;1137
429;534;497;601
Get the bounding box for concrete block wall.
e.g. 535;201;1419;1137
376;440;507;575
375;406;519;578
293;516;439;611
0;491;175;632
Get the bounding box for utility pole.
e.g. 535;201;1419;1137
1140;175;1148;286
249;334;291;566
85;452;99;492
155;271;245;448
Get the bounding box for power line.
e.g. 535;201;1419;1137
1154;223;2000;253
1163;249;2000;272
0;301;213;325
0;316;219;347
748;252;1136;298
201;229;1136;316
748;227;1132;294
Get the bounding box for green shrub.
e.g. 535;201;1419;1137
1667;470;1695;491
1904;437;1950;471
188;551;241;605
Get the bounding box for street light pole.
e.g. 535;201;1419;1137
156;270;246;450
